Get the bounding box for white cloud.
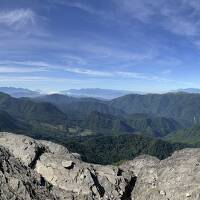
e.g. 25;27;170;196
113;0;200;37
113;0;163;22
54;0;109;17
63;67;113;77
161;69;172;75
116;0;156;22
67;39;156;62
116;71;171;82
52;0;117;24
0;61;113;77
0;9;35;28
0;60;191;86
162;15;199;37
6;61;51;67
62;55;87;65
0;66;47;73
0;75;81;83
60;1;97;14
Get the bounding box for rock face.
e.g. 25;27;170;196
0;133;136;199
0;146;55;200
132;149;200;200
0;132;200;200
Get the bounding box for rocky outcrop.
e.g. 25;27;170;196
0;132;135;199
132;149;200;200
0;146;55;200
0;132;200;200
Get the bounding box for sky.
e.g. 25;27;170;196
1;0;200;92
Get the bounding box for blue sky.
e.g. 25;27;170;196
0;0;200;92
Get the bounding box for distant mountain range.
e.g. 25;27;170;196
60;88;138;99
172;88;200;93
0;87;42;98
61;88;200;99
3;87;200;99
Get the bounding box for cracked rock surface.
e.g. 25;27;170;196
132;149;200;200
0;146;56;200
0;132;200;200
0;133;136;199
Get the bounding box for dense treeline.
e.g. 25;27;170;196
62;134;187;164
165;125;200;145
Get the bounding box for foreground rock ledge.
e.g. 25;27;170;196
0;132;200;200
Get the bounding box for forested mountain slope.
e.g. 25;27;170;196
0;110;30;132
126;113;181;137
110;93;200;125
165;125;200;145
36;94;123;118
0;92;67;124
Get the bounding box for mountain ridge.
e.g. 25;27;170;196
0;87;42;98
172;88;200;94
110;92;200;125
60;88;138;99
0;92;68;125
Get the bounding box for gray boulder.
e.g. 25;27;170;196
132;149;200;200
0;132;45;167
0;146;55;200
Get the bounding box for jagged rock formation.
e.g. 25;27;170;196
0;133;135;199
0;132;200;200
131;149;200;200
0;146;55;200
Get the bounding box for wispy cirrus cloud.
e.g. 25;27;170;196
0;8;49;39
114;0;157;22
0;60;189;86
63;67;113;77
116;71;171;82
161;69;172;75
3;61;51;67
0;75;82;84
58;1;97;15
51;0;117;24
0;66;47;73
113;0;200;38
55;0;200;40
0;60;113;77
0;9;35;29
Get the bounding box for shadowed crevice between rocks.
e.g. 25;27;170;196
121;176;137;200
90;172;105;197
117;168;124;176
29;146;46;169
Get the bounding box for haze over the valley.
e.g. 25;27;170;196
1;86;200;99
